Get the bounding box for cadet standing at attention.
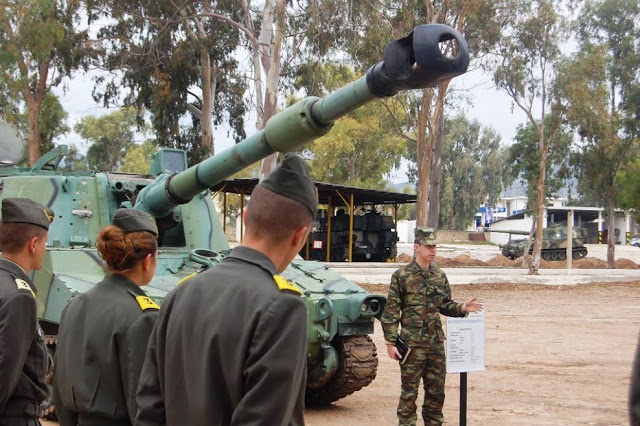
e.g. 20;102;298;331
381;227;483;426
53;209;159;426
0;198;54;425
136;154;316;426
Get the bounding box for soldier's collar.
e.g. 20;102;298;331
227;246;278;276
410;259;436;274
0;258;28;276
0;258;30;279
107;273;148;295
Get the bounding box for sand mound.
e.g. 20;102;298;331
572;257;608;269
614;258;639;269
485;255;518;267
396;253;412;263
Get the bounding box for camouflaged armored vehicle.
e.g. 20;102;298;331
303;208;398;262
0;23;469;405
500;225;588;261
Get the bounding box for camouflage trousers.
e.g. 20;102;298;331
397;343;446;426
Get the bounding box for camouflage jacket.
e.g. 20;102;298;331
381;260;466;347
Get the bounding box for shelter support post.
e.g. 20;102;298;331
223;192;227;234
566;209;573;273
348;193;354;262
327;197;332;262
240;192;244;242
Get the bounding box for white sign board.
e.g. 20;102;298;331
446;307;485;373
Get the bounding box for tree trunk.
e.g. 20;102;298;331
26;98;43;166
416;89;433;227
427;109;444;228
258;0;285;181
529;145;548;275
606;196;616;269
524;219;536;269
200;49;215;156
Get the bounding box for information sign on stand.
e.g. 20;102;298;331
446;308;485;373
446;307;485;426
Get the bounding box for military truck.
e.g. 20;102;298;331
0;23;469;407
303;208;398;262
498;225;589;261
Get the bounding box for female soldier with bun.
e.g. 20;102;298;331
53;209;160;426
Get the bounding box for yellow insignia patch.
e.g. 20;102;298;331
15;278;35;298
177;272;198;286
273;275;302;295
136;295;160;311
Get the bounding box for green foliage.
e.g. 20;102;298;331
118;141;157;174
396;185;417;221
90;0;246;159
438;114;507;229
75;108;142;171
617;155;640;219
36;93;69;153
507;117;573;214
304;99;404;189
0;0;90;162
554;0;639;210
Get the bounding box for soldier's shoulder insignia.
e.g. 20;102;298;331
273;275;302;296
15;278;35;298
177;272;198;286
135;295;160;311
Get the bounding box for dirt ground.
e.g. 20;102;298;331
305;281;640;426
43;280;640;426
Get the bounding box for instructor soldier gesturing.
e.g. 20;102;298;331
381;227;483;426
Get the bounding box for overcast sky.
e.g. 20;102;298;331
51;61;530;183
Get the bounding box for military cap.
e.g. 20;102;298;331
112;208;158;236
415;227;437;246
1;198;54;230
258;153;317;216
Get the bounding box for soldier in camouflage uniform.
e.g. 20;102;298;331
381;227;483;425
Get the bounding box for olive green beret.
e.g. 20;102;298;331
1;198;54;230
258;153;317;217
112;208;158;236
415;227;437;245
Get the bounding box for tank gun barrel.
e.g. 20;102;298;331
135;24;469;217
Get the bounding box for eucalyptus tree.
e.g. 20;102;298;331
484;0;569;274
298;0;509;228
90;0;246;162
554;0;639;268
0;0;89;165
506;118;573;216
438;114;506;230
74;107;142;171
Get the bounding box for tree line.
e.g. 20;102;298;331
0;0;638;271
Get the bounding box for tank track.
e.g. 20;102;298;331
306;335;378;406
541;248;588;261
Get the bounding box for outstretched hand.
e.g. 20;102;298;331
462;298;483;313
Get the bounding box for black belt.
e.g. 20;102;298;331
77;412;131;426
2;398;41;418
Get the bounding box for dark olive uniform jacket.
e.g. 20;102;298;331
53;274;159;425
136;246;308;426
0;259;50;423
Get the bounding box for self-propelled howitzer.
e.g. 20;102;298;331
0;24;469;405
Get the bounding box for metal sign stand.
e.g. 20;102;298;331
446;307;485;426
460;372;467;426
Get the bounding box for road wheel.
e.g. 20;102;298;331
542;252;552;261
558;252;566;260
